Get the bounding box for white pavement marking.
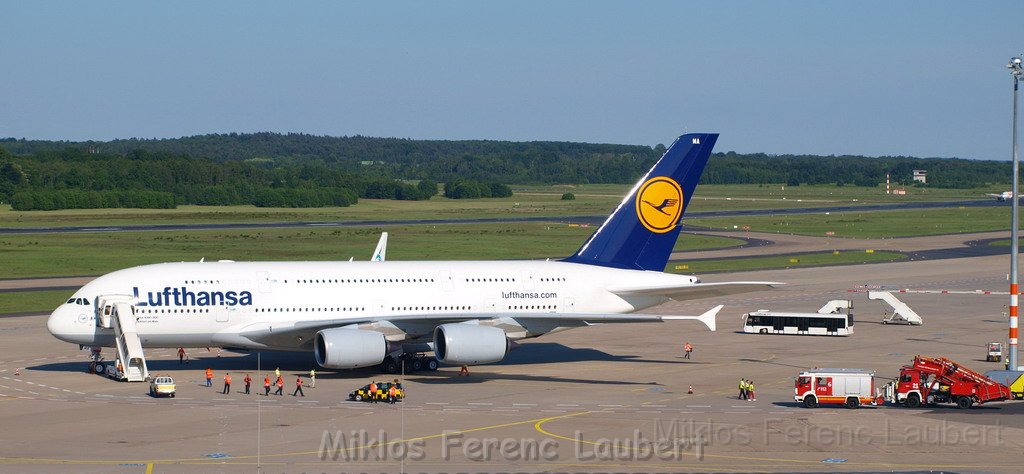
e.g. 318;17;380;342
467;402;492;406
687;405;711;408
513;403;536;406
556;403;580;407
598;404;623;407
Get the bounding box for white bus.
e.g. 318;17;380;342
743;309;853;336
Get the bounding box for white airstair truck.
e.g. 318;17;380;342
867;291;923;325
95;295;150;382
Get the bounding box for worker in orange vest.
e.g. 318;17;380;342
263;375;271;396
388;384;398;404
683;342;693;359
222;373;232;394
243;373;252;394
368;381;378;403
177;347;186;364
293;376;305;397
205;368;213;387
274;375;284;396
460;365;469;376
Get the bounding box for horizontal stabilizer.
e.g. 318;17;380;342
661;304;721;332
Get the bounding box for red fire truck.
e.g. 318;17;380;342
885;356;1011;409
794;368;880;408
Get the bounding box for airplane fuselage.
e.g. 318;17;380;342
48;260;695;349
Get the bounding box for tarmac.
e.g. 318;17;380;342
2;233;1024;473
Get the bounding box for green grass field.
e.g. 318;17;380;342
0;223;743;279
0;183;1004;229
666;250;907;274
0;290;73;315
687;206;1013;238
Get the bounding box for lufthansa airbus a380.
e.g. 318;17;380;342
48;133;778;374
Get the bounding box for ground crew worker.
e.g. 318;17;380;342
309;368;316;388
243;373;252;394
206;368;214;387
223;373;232;394
177;347;186;364
460;365;469;376
274;376;284;395
293;376;305;397
263;375;271;396
275;367;281;378
747;380;756;401
738;378;746;400
369;381;378;403
388;384;398;404
683;342;693;359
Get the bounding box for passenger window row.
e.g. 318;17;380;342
390;306;471;312
256;307;365;313
283;278;436;284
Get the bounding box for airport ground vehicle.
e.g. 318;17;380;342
794;368;879;408
885;356;1011;409
349;381;404;402
986;342;1003;362
149;376;176;397
984;370;1024;400
744;300;853;336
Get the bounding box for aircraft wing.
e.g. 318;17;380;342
608;281;782;300
215;306;722;349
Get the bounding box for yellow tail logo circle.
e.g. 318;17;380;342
636;177;684;233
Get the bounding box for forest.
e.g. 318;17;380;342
0;133;1013;210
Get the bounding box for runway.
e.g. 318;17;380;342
3;254;1022;472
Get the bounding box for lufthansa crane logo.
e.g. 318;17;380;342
636;176;685;233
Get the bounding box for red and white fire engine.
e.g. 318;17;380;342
794;368;880;408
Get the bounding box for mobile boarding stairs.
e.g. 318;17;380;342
95;296;150;382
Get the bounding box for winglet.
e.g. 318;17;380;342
662;304;722;331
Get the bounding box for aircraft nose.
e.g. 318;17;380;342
47;305;82;343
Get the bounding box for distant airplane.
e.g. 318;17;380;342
986;191;1014;201
48;133;779;376
371;232;388;261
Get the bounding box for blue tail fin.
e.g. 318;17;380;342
562;133;718;271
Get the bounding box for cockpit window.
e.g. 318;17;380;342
67;298;76;304
81;298;90;305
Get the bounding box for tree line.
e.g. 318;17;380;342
0;133;1015;210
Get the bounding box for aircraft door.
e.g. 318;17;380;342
257;272;272;293
523;273;535;291
440;271;453;291
217;306;232;323
563;298;575;313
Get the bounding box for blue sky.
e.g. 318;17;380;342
1;1;1020;159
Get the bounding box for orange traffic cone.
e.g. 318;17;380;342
687;385;693;394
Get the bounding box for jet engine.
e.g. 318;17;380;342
314;328;386;369
433;323;508;365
